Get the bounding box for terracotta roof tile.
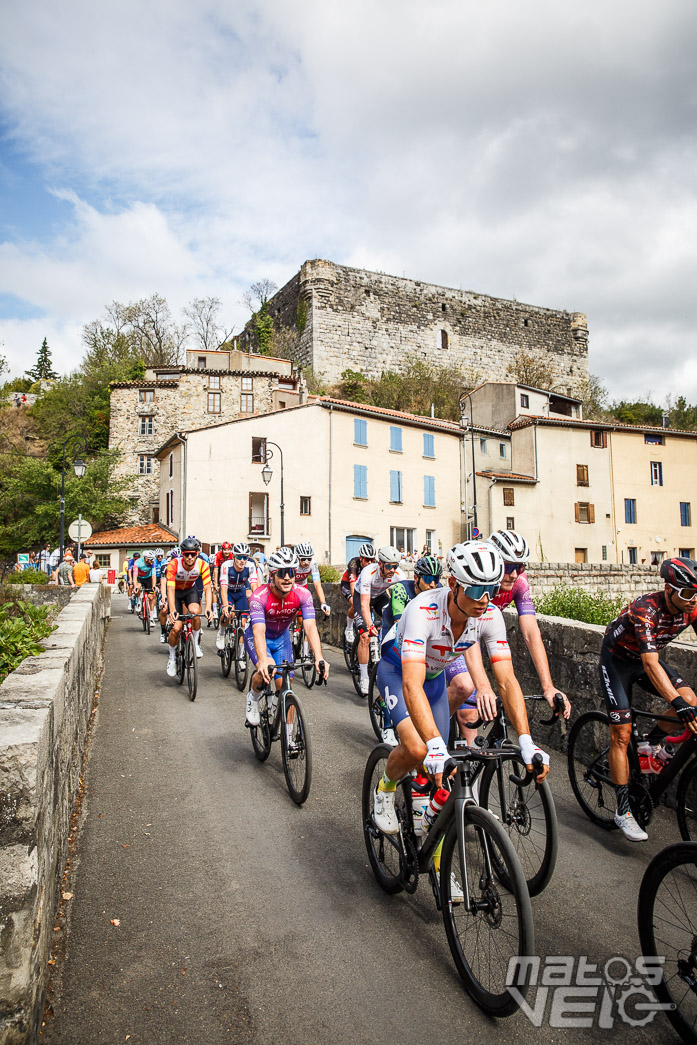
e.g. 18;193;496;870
476;471;537;482
85;524;178;547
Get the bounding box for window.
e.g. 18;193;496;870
152;505;159;524
207;392;221;413
650;551;665;565
252;437;267;462
575;502;595;524
499;443;507;458
390;527;416;554
169;490;174;525
249;492;269;536
425;529;436;552
628;546;637;565
93;554;111;569
240;394;254;412
208;375;220;389
680;548;694;558
644;433;663;445
423;433;434;458
354;418;367;446
138;455;153;475
169;453;173;478
300;496;311;516
241;376;253;392
354;464;368;499
575;548;588;563
439;330;449;350
479;438;487;454
138;389;154;403
424;475;435;507
390;470;403;503
197;356;206;369
520;393;530;408
681;502;692;527
503;488;515;507
506;516;515;530
139;416;154;436
625;499;637;524
390;426;403;452
590;430;607;448
602;545;608;561
576;464;589;487
651;461;663;486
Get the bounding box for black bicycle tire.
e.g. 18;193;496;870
361;744;405;895
250;693;273;761
234;628;248;691
479;756;558;897
280;691;312;804
567;709;618;829
301;653;316;689
351;635;365;697
368;661;384;742
176;638;185;685
145;602;151;635
677;759;697;842
343;632;355;672
440;804;535;1017
186;634;198;701
220;631;232;678
638;841;697;1044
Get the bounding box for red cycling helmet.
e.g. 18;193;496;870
660;557;697;589
222;541;232;551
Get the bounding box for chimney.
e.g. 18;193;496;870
298;373;308;406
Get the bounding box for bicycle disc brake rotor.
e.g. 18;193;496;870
510;798;532;836
628;781;653;828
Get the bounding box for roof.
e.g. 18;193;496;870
507;414;697;438
319;397;463;433
110;369;287;389
476;471;538;483
85;523;178;548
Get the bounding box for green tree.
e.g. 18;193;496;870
26;337;58;381
611;399;663;426
506;350;552;390
666;395;697;430
578;373;610;421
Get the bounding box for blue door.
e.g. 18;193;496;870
345;535;372;562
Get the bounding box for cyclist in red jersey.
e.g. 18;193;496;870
601;557;697;841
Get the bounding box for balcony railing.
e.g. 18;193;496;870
248;514;270;537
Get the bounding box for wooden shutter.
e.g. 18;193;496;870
589;504;595;523
574;502;581;523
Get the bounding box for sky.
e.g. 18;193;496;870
1;0;696;403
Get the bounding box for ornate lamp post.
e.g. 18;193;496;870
260;441;285;546
59;434;89;561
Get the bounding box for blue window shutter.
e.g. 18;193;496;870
423;433;434;457
354;418;367;445
390;426;402;452
424;475;435;506
354;464;367;498
390;470;402;502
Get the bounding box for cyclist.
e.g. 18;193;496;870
341;542;376;643
601;556;697;841
372;540;550;836
165;538;213;677
355;546;407;696
294;542;331;618
126;551;138;600
244;547;329;730
158;546;179;642
131;550;158;623
216;543;259;651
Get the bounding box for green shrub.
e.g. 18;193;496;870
0;599;57;684
318;564;342;583
535;584;626;626
7;568;49;585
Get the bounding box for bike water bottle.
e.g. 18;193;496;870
637;741;660;774
423;788;450;833
655;743;675;770
369;634;380;662
411;774;430;836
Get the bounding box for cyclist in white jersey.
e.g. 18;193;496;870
355;545;407;695
294;542;330;616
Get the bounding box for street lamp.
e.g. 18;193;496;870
260;441;285;546
59;435;89;561
459;392;478;536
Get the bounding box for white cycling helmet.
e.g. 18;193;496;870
268;546;300;572
154;547;165;558
143;550;155;562
377;545;402;565
358;542;376;560
232;542;251;557
446;541;504;587
296;542;314;559
487;529;530;564
169;546;180;559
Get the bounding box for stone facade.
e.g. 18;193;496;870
243;259;590;396
524;562;659;600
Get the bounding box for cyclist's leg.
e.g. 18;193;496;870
354;590;371;675
341;581;354;640
600;643;647;839
446;657;478;744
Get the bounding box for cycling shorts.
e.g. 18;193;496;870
244;627;294;677
600;639;686;724
174;588;201;613
376;657;450;741
195;576;204;599
225;590;250;614
137;575;153;592
352;589;390;635
340;580;352;600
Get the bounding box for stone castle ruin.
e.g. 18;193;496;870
240;259;589;397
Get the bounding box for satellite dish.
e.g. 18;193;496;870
655;536;662;543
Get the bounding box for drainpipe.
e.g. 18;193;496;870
488;478;497;535
328;404;333;563
608;428;618;563
173;433;187;541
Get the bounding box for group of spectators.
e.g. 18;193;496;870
14;543;105;590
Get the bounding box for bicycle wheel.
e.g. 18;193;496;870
440;804;535;1018
368;662;386;742
351;636;366;697
185;635;198;701
361;744;405;895
144;603;151;635
301;652;316;689
678;760;697;842
567;710;617;828
281;691;312;804
479;756;558;897
250;693;273;762
220;627;232;678
234;628;248;692
176;639;185;685
638;841;697;1044
343;631;355;672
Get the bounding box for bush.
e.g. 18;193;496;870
535;584;626;626
7;568;49;585
318;564;342;583
0;599;56;684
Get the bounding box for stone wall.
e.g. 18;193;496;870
0;583;111;1045
262;260;590;395
525;562;659;600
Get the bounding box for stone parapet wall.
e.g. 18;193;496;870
0;583;111;1045
525;562;659;600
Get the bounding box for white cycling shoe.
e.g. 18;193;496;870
195;644;203;659
436;871;464;904
614;811;648;841
359;676;370;697
245;693;261;727
159;633;166;644
166;657;177;677
381;727;398;747
373;786;399;834
215;630;225;650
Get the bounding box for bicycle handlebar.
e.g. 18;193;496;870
539;693;565;727
509;752;545;786
664;728;692;744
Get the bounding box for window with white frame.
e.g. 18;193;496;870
138;455;153;475
139;416;154;436
241;376;253;392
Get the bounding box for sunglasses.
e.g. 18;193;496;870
504;563;525;575
182;552;198;558
233;555;246;561
417;574;440;584
298;558;312;566
463;583;499;600
381;563;399;571
275;568;296;579
670;584;697;601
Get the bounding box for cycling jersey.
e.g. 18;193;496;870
295;559;320;587
355;562;407;600
341;557;362;585
384;585;479;680
247;583;315;640
492;573;536;616
214;550;234;573
380;580;445;646
220;562;255;594
133;557;154;581
166;556;212;591
605;591;697;659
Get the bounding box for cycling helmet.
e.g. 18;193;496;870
169;546;180;559
661;557;697;588
143;550;155;562
377;545;402;565
154;547;165;558
296;542;314;559
180;537;200;552
446;541;504;587
358;542;376;559
232;542;250;557
487;529;530;563
414;554;442;579
268;547;300;572
222;541;232;551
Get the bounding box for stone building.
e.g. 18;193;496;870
108;349;297;524
237;259;589;396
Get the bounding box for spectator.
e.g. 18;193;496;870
14;395;20;407
54;553;76;589
40;543;51;575
253;546;268;582
21;393;27;404
72;554;91;586
89;559;104;583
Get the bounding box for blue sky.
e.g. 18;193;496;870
1;0;696;403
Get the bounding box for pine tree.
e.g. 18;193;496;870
26;337;59;381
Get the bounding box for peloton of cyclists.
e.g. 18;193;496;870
354;546;407;696
216;542;259;651
164;537;213;676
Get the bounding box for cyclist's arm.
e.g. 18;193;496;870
360;590;374;631
641;651;693;704
518;614;570;717
490;657;550;781
220;577;229;611
251;621;275;683
313;577;326;603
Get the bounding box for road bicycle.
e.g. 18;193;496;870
219;609;249;691
567;704;695;837
638;841;697;1044
289;609;317;689
246;658;326;804
346;629;380;698
362;739;539;1017
172;613;198;701
137;588;152;635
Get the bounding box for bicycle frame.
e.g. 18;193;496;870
628;708;697;803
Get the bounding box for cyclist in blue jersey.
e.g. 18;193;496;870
216;542;259;650
131;550;158;623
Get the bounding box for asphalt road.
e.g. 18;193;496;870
41;595;683;1045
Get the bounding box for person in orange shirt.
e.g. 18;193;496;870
72;554;91;586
